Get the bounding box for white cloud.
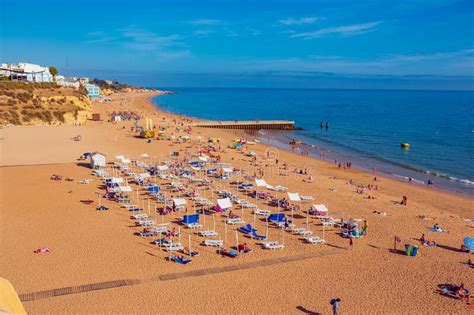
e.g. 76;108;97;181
234;48;474;76
119;26;182;51
186;19;222;26
224;28;238;37
279;17;319;26
247;28;261;36
291;21;383;39
192;29;215;36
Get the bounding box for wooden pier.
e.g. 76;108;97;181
189;120;296;130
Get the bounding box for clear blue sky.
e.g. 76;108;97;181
1;0;473;89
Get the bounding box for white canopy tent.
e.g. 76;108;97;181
312;204;329;212
217;198;232;210
288;192;301;202
222;167;233;173
119;186;133;192
172;198;187;207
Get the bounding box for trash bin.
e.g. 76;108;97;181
405;244;412;256
411;246;419;257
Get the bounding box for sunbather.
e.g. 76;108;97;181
456;283;470;303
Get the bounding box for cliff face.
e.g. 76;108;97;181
0;82;93;126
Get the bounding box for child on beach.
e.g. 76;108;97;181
401;196;408;206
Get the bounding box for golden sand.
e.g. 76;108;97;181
0;91;472;314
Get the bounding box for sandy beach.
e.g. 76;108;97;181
1;91;473;314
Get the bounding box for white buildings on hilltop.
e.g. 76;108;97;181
0;62;53;82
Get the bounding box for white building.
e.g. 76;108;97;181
0;62;53;82
90;152;107;169
56;76;80;88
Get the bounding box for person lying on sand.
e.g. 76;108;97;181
456;283;470;303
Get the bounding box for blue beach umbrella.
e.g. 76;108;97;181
463;237;474;251
83;152;91;157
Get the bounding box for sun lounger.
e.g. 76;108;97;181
226;217;245;225
268;213;286;225
132;213;148;220
304;236;325;244
254;209;271;216
199;230;218;237
170;255;192;264
165;243;184;252
136;220;155;226
262;241;284;250
238;224;255;235
203;239;223;247
251;229;267;240
291;227;313;236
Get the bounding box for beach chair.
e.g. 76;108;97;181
203;239;223;247
304;236;325;244
291;227;312;236
165;243;184;252
238;224;255;235
136;220;155;226
182;214;203;229
263;241;284;250
254;209;271;216
131;213;148;220
226;217;245;225
251;229;267;240
170;255;192;264
268;213;286;226
199;230;218;237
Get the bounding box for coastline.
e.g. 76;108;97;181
1;90;473;314
149;93;473;201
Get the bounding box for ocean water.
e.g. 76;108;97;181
153;88;474;196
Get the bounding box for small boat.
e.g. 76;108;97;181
401;143;410;148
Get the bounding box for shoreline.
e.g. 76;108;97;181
149;93;473;200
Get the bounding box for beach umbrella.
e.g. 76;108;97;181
463;237;474;251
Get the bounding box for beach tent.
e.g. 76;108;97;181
115;155;125;160
198;156;208;162
90;152;106;169
312;204;328;213
138;172;151;179
141;153;149;158
222;167;233;173
119;186;133;193
172;198;187;207
217;198;232;211
0;278;27;315
255;179;273;189
122;158;131;164
288;192;301;202
111;177;124;184
158;165;169;171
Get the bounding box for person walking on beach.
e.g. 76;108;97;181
330;297;341;315
348;237;353;250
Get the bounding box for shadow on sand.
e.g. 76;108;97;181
296;306;321;315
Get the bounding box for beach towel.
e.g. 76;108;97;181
34;247;50;254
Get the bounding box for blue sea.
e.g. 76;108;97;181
153;88;474;196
